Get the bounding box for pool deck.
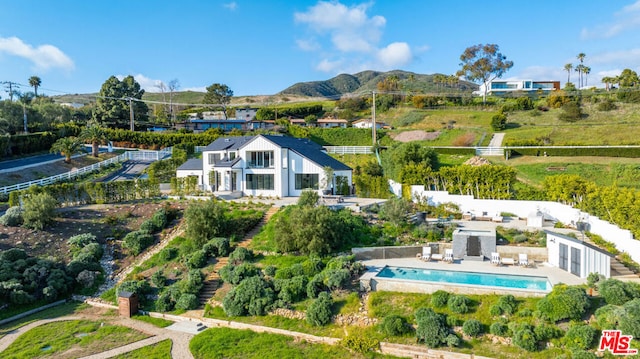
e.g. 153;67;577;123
359;257;585;297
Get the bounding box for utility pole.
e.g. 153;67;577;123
2;81;18;102
128;97;135;131
372;91;377;147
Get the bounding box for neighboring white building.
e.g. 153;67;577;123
545;230;611;278
352;119;386;129
176;135;352;197
477;80;560;96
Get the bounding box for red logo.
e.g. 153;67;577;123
599;330;638;355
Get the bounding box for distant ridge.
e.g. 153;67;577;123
279;70;478;98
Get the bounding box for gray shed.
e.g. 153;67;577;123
452;229;497;261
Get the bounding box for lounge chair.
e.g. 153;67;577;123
519;253;529;267
444;249;454;263
431;252;443;261
421;246;432;261
490;252;501;265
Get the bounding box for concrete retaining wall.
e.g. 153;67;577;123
352;244;452;261
0;299;66;326
369;278;548;297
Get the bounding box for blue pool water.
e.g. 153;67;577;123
376;266;552;291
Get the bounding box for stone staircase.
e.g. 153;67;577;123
611;257;638;278
198;206;279;305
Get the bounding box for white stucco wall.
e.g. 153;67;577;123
546;232;611;278
402;183;640;264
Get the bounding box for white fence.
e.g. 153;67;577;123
475;147;504;156
0;148;172;195
323;146;373;154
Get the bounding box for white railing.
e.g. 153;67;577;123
324;146;373;154
0;147;173;195
475;147;504;156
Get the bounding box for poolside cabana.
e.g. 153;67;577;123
545;230;612;278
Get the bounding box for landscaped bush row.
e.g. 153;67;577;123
0;131;58;158
104;128;223;148
506;146;640;158
8;179;161;207
123;206;175;256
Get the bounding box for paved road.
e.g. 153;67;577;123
488;133;505;147
0;146;105;173
99;160;153;182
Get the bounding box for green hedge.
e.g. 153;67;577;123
0;132;58;158
506;147;640;158
433;147;477;155
105;128;223;148
307;128;386;146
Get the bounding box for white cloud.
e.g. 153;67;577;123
116;74;165;92
223;2;238;11
589;48;640;66
581;1;640;39
294;1;416;74
0;36;74;71
377;42;412;68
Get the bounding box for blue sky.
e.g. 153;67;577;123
1;1;640;97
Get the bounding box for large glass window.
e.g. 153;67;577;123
570;247;581;276
208;153;221;165
246;174;274;190
295;174;319;190
247;151;274;168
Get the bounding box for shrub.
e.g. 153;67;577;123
76;270;98;287
415;307;448;347
597;98;617;111
22;192;58;230
185;200;229;247
223;276;275;317
618;298;640;337
558;101;583;122
594;304;618;330
159;247;178;262
536;284;590;322
117;280;151;300
490;321;509;336
229;247;253;264
445;334;460;348
123;230;154;256
187;250;208;269
324;268;351;290
340;334;379;354
513;325;537;352
274;276;308;304
446;316;462;327
491;294;518;316
571;349;597;359
77;242;104;262
598;278;633;305
298;190;319;207
219;263;260;285
155;292;174;312
306;292;333;326
306;274;326;299
301;256;324;276
264;265;277;277
587;272;605;289
462;319;482;337
564;324;598;350
175;293;199;310
534;323;563;341
151;270;166;288
380;315;409;336
0;206;23;226
448;295;470;314
431;290;449;307
513;234;527;243
490;113;507;131
204;237;230;257
68;233;97;248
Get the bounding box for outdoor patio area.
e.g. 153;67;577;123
359;257;586;297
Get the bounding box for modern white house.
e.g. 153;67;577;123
477;80;560;96
545;230;611;278
352;119;387;129
176;135;352;197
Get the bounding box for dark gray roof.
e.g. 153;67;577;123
259;135;351;171
203;136;254;151
176;158;203;171
214;157;241;168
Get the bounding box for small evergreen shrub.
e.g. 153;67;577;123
462;319;482;337
380;315;409;336
175;293;198;310
490;321;509;336
123;230;154;256
415;308;448;348
431;290;449;307
186;250;208;269
513;324;537;352
445;334;460;348
0;206;23;226
448;295;470;314
564;324;598;350
306;292;333;326
340;335;379;354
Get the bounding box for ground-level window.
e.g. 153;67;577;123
295;174;319;190
246;174;274;190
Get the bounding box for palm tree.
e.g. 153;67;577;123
583;66;591;87
50;136;83;163
576;53;586;88
564;63;573;84
28;76;42;97
575;64;584;88
80;121;108;157
602;76;613;91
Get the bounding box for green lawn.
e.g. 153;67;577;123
131;314;174;328
190;327;396;359
1;320;148;358
0;302;88;339
113;339;172;359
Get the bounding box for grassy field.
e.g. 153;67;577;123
1;320;148;358
113;339;172;359
0;302;88;338
190;327;397;359
490;155;640;189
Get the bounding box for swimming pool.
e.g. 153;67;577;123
375;266;552;291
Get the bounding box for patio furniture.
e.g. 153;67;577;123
421;246;432;261
501;257;515;266
519;253;529;267
490;252;501;265
444;249;454;263
431;252;444;261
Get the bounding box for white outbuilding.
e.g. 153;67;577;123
545;230;612;278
